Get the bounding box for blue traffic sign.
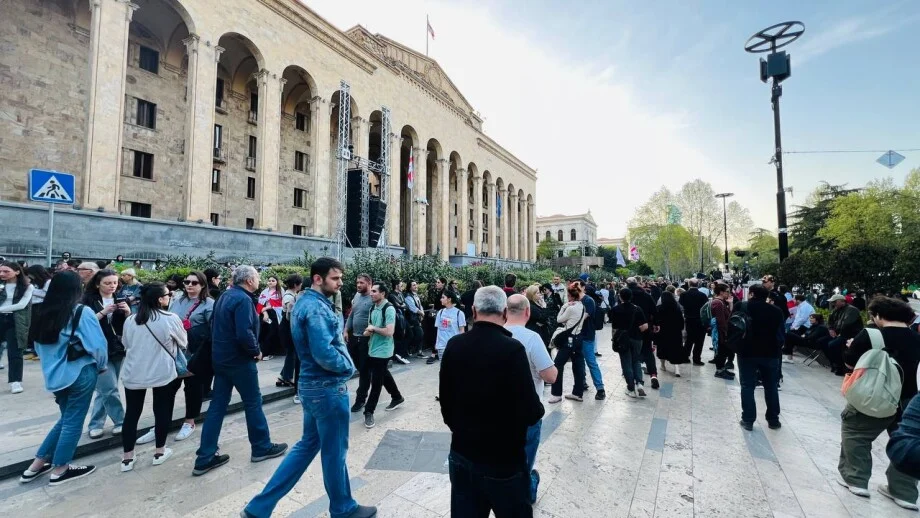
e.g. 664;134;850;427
29;169;75;204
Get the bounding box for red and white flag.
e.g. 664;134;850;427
427;17;435;39
407;152;415;190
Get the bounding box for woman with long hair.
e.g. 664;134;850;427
655;291;689;377
1;261;34;393
25;265;53;360
524;284;550;346
257;275;283;359
20;271;106;485
548;283;587;404
119;282;187;471
83;269;129;439
277;274;303;402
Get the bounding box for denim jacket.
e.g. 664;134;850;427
887;393;920;479
291;288;356;383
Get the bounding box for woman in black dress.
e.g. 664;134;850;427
656;291;689;376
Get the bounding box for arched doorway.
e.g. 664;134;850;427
399;125;419;252
425;138;443;255
279;65;317;235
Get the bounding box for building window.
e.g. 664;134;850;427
295;112;307;131
293;188;306;208
535;232;540;243
545;230;551;241
129;202;151;218
245;218;254;230
210;213;219;226
214;124;223;148
211;169;221;193
293;225;306;236
136;99;156;129
132;151;154;179
249;91;259;123
294;151;307;172
571;229;577;241
215;78;225;107
557;230;563;241
246;177;256;199
248;136;257;159
138;46;159;74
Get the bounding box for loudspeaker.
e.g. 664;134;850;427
368;197;387;248
345;169;365;247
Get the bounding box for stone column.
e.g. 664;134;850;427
309;96;331;236
254;70;282;230
500;188;510;259
528;201;536;261
509;192;519;261
181;35;222;221
472;174;483;256
387;133;401;246
82;0;137;210
437;159;449;260
457;168;468;255
487;181;497;258
413;147;427;256
351;116;367;161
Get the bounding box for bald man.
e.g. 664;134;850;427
506;294;557;504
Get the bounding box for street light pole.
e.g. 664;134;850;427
715;192;734;267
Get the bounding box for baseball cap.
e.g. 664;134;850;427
828;294;846;302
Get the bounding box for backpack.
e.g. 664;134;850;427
593;301;606;331
699;300;713;322
841;328;903;418
381;302;406;340
725;302;751;352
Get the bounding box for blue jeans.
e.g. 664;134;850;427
739;357;781;423
710;317;719;354
524;420;542;503
195;362;273;466
619;338;644;391
448;451;532;517
245;381;357;518
88;358;124;430
37;364;97;466
581;339;604;391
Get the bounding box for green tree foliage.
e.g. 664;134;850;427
536;236;562;260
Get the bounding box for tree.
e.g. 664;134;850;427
788;182;857;252
725;200;754;249
676;179;722;269
627;186;676;230
537;236;561;260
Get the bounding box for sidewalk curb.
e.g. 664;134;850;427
0;386;295;481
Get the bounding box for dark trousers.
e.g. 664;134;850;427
642;334;657;376
839;405;918;501
364;356;401;414
122;378;182;451
825;336;847;369
448;451;532;518
550;340;585;397
349;336;371;404
182;376;203;420
406;323;423;355
714;340;732;370
684;319;706;362
0;314;23;383
784;330;806;354
738;357;780;423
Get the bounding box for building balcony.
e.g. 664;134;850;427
215;99;228;114
248;111;258;125
213;146;227;163
245;156;256;171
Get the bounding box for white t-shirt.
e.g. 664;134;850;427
507;325;554;403
102;296;115;322
435;306;466;352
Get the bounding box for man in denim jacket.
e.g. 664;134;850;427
243;258;376;518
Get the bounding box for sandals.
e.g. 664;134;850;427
275;378;294;387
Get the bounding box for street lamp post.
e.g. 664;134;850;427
745;21;805;262
715;192;734;267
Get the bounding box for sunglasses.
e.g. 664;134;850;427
161;291;172;297
183;280;200;286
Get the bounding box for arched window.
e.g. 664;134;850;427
535;232;540;243
545;230;551;241
570;229;577;241
557;230;563;241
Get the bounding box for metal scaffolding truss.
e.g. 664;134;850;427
334;80;351;260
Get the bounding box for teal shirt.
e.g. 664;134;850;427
368;301;396;359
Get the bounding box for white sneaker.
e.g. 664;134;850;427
88;429;104;439
136;429;156;445
293;395;301;404
152;448;173;466
112;425;122;436
879;484;919;510
174;423;195;441
836;475;870;497
395;354;410;365
673;365;681;377
10;382;23;394
120;458;135;472
547;395;562;404
625;389;638;398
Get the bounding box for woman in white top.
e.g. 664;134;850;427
548;283;587;404
119;282;187;471
0;261;34;394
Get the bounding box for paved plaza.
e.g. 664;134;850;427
0;327;914;517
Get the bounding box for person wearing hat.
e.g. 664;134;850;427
826;294;864;375
118;269;143;314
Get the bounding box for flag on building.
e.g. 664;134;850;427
616;247;626;266
496;192;502;218
629;244;640;261
407;152;415;190
427;16;436;39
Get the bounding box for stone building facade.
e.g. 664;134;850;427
536;212;598;257
0;0;538;261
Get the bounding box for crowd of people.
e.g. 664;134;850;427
4;253;920;516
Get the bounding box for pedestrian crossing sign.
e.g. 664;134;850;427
29;169;75;204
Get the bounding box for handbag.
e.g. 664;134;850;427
145;321;192;378
66;304;89;361
612;308;637;353
182;300;203;331
552;305;585;349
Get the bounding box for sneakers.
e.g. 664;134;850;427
152;448;173;466
19;463;52;483
364;413;376;428
385;396;405;411
879;484;920;510
725;361;735;371
394;354;410;365
293;395;301;404
636;387;647;397
739;420;753;431
782;356;794;364
650;377;660;390
768;420;782;430
175;423;196;441
88;429;104;440
625;389;638;398
564;394;583;402
10;381;23;394
120;458;135;472
251;443;288;463
350;400;365;413
714;369;735;380
415;352;426;358
136;429;155;445
112;425;122;436
836;475;870;497
345;505;378;518
693;361;705;366
193;453;230;476
425;356;438;365
595;389;606;400
49;465;96;486
548;395;562;404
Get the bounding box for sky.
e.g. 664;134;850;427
302;0;920;238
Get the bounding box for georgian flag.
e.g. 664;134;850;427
629;244;640;261
407;152;415;190
427;17;435;39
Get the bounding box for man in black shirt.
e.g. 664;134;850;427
627;277;659;389
440;285;544;516
679;279;709;365
737;284;785;431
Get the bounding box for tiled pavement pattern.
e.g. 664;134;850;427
0;326;915;517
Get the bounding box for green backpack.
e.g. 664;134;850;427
699;300;713;322
842;328;903;418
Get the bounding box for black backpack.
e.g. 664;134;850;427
382;302;406;340
726;302;752;352
593;302;606;331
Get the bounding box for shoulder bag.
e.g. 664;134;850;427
66;304;89;361
182;300;203;330
552;304;585;349
611;307;637;354
145;320;192;378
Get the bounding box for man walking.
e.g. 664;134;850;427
194;265;287;476
580;285;606;399
346;274;374;413
362;282;405;429
506;294;558;503
711;283;735;380
627;277;659;389
679;279;708;366
440;286;544;516
242;258;375;518
736;284;785;431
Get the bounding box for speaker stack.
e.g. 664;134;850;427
345;169;387;248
